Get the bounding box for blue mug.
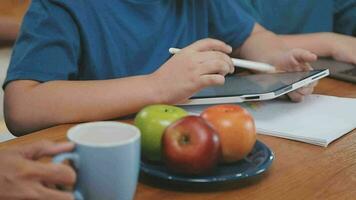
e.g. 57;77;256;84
53;121;141;200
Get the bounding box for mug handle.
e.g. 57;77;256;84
53;153;84;200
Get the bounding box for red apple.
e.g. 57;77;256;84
162;116;221;175
201;104;256;163
134;104;188;161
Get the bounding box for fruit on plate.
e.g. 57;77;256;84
201;104;256;163
135;104;188;161
162;116;221;175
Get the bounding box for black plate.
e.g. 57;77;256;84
140;140;274;184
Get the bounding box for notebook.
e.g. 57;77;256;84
182;95;356;147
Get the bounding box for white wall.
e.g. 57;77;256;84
0;48;15;142
0;48;11;119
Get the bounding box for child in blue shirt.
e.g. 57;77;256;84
237;0;356;65
4;0;317;136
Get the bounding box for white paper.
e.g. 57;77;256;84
182;95;356;147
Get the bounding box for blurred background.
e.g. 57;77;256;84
0;0;30;141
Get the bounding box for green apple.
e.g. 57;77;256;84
134;104;188;161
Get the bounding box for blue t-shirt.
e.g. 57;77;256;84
4;0;254;87
236;0;356;35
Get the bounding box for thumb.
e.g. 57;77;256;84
20;140;75;160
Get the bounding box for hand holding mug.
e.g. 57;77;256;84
0;141;76;200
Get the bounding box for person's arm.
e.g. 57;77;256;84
0;141;75;200
5;39;234;136
0;17;20;42
232;23;318;102
233;23;317;70
4;76;160;135
279;33;356;65
233;24;287;64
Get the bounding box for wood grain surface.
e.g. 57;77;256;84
0;78;355;200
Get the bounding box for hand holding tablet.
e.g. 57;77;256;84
169;47;326;105
177;69;329;105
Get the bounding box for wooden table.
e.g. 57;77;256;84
0;78;355;200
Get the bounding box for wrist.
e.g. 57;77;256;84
144;73;169;104
319;32;337;57
262;50;286;67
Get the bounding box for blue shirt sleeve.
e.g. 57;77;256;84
4;0;81;88
334;0;356;36
208;0;255;49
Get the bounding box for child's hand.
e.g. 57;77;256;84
270;48;317;72
150;38;234;104
270;49;318;102
326;33;356;65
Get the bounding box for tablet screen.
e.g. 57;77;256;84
192;70;325;98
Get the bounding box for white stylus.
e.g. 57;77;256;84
169;48;276;73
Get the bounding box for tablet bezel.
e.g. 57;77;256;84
177;69;329;105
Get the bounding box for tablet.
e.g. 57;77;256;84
178;69;329;105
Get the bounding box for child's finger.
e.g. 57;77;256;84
290;56;300;69
288;51;316;72
199;74;225;88
287;91;304;102
197;51;234;73
304;63;314;71
283;56;303;72
295;86;314;96
286;80;317;102
292;49;318;63
198;59;231;76
297;62;312;71
187;38;232;54
307;80;318;88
